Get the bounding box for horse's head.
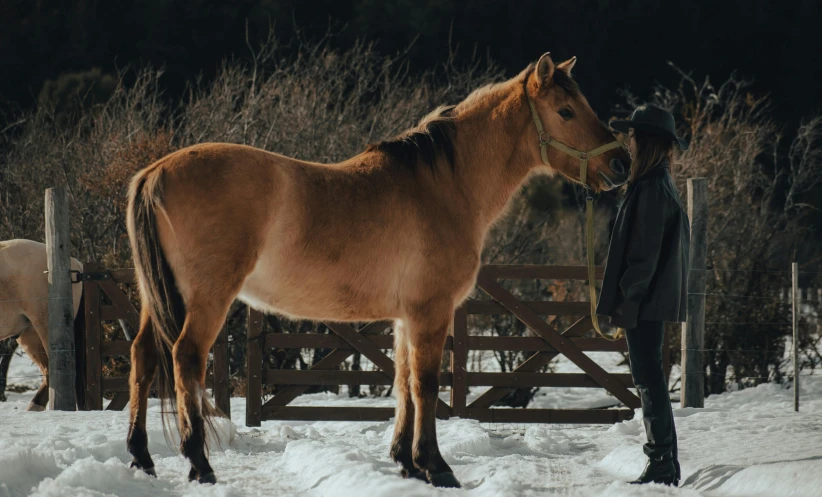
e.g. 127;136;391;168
525;53;630;192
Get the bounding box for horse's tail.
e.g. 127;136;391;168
127;168;219;448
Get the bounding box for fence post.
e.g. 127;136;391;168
450;305;468;418
682;178;708;408
792;262;799;412
45;187;77;410
82;262;103;410
246;307;263;427
73;286;87;411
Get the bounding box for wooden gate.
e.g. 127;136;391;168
246;265;647;426
78;263;231;417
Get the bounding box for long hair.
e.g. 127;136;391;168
630;128;676;183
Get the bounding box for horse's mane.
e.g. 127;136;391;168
551;69;581;97
367;66;579;173
366;105;457;173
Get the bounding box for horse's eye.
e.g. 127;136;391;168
558;108;574;120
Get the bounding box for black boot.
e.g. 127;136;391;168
629;458;678;486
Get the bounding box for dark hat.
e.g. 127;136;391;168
610;104;689;151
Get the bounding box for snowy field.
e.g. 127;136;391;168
1;351;821;497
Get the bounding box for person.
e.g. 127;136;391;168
597;104;690;486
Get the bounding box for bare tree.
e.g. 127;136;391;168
0;35;500;397
621;65;822;393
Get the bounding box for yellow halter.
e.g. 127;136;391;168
525;90;625;341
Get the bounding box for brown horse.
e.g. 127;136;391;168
0;239;84;410
125;53;629;487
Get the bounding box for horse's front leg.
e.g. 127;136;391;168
407;306;461;488
389;320;424;480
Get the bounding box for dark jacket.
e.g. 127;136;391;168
596;161;690;329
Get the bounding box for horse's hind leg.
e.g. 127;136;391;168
407;305;460;488
389;320;424;480
17;327;49;411
174;294;234;484
0;339;19;402
127;309;158;476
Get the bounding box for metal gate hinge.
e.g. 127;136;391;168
71;270;111;283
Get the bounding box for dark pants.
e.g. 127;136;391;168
626;320;678;465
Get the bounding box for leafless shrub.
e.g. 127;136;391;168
0;35;500;396
8;32;816;403
1;69;169;267
623;64;822;393
476;64;822;404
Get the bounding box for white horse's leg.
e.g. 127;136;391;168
17;327;48;411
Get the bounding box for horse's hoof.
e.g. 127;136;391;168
26;403;45;412
427;471;461;488
130;460;156;477
198;472;217;484
188;467;199;482
401;467;429;482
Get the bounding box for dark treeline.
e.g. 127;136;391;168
2;0;821;126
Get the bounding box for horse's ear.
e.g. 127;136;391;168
536;52;555;87
557;56;577;75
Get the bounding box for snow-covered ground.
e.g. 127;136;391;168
1;352;821;497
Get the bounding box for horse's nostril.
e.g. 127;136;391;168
610;158;628;177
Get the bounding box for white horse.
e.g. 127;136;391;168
0;239;83;410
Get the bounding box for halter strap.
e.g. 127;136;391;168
525;87;625;342
525;91;623;188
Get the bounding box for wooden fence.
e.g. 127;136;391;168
74;263;670;424
77;263;231;417
246;265;654;426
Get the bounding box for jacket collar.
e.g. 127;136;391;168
627;158;670;189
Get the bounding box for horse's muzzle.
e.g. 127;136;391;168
599;158;630;189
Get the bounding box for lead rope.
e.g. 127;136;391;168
582;169;623;341
526;90;624;341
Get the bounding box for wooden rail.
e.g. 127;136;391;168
247;264;642;425
77;263;653;425
79;266;231;417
